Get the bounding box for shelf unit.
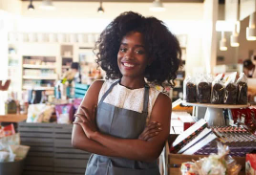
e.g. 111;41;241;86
7;43;22;93
182;101;249;126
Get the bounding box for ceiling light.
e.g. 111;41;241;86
40;0;55;10
28;0;35;11
150;0;165;12
246;13;256;41
97;1;104;14
220;31;227;51
230;22;239;47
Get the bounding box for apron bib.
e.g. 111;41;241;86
85;80;160;175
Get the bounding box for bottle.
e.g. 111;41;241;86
5;92;17;114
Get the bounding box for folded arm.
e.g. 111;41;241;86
72;80;171;161
72;80;119;157
90;93;171;162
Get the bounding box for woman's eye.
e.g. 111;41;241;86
135;50;145;54
120;48;127;52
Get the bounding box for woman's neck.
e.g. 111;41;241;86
120;77;145;89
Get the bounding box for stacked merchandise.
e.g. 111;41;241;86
26;98;82;124
184;72;248;105
0;124;30;162
170;119;256;157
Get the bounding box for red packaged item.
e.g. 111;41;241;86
0;127;4;138
246;154;256;175
3;124;15;137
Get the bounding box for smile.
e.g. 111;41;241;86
122;62;135;68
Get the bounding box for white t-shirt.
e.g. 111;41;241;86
98;80;160;118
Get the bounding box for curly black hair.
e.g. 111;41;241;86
94;11;182;87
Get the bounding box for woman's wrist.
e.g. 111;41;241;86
90;131;100;140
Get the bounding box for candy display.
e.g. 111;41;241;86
197;82;211;103
224;83;238;104
185;72;248;105
211;74;224;104
181;143;241;175
236;73;248;104
185;77;197;103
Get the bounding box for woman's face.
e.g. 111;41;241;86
117;32;149;79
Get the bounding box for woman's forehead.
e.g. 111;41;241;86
121;31;144;45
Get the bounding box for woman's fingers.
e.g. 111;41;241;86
79;106;91;120
144;132;160;141
139;121;162;141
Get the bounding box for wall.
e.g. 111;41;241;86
201;0;218;74
2;1;208;76
21;1;204;20
216;14;256;65
0;0;21;15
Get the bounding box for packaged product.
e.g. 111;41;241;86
197;76;211;103
181;142;241;175
27;104;54;123
55;104;74;124
224;72;238;104
236;73;248;104
185;77;197;103
0;133;20;150
246;153;256;175
2;124;15;137
211;74;224;104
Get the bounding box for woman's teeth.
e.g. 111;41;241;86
123;63;135;67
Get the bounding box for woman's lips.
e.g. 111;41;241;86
121;62;136;69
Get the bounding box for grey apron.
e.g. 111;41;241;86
85;80;160;175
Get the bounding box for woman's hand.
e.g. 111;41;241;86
139;121;162;141
74;106;98;139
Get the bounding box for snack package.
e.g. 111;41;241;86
181;142;241;175
0;151;10;162
27;104;54;123
185;76;197;103
9;145;30;161
236;73;248;104
224;72;238;104
55;104;74;124
26;104;46;123
197;76;211;103
3;124;15;137
0;133;20;150
211;74;224;104
246;154;256;175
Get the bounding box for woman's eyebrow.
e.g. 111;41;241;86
121;43;145;48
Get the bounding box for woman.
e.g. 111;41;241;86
72;11;181;175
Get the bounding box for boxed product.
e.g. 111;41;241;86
246;154;256;175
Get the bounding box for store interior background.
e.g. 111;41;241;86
0;0;255;114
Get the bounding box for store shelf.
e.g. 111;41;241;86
62;65;70;68
23;64;56;69
23;86;54;90
23;75;57;80
182;101;250;109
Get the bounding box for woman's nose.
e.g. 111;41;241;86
124;49;134;60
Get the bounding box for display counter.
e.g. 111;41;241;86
0;114;27;123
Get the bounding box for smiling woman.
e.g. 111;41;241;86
72;11;182;175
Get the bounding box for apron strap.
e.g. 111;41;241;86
142;84;150;114
98;80;119;105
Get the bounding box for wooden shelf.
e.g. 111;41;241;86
23;75;57;80
23;86;54;90
23;64;56;69
0;114;27;123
